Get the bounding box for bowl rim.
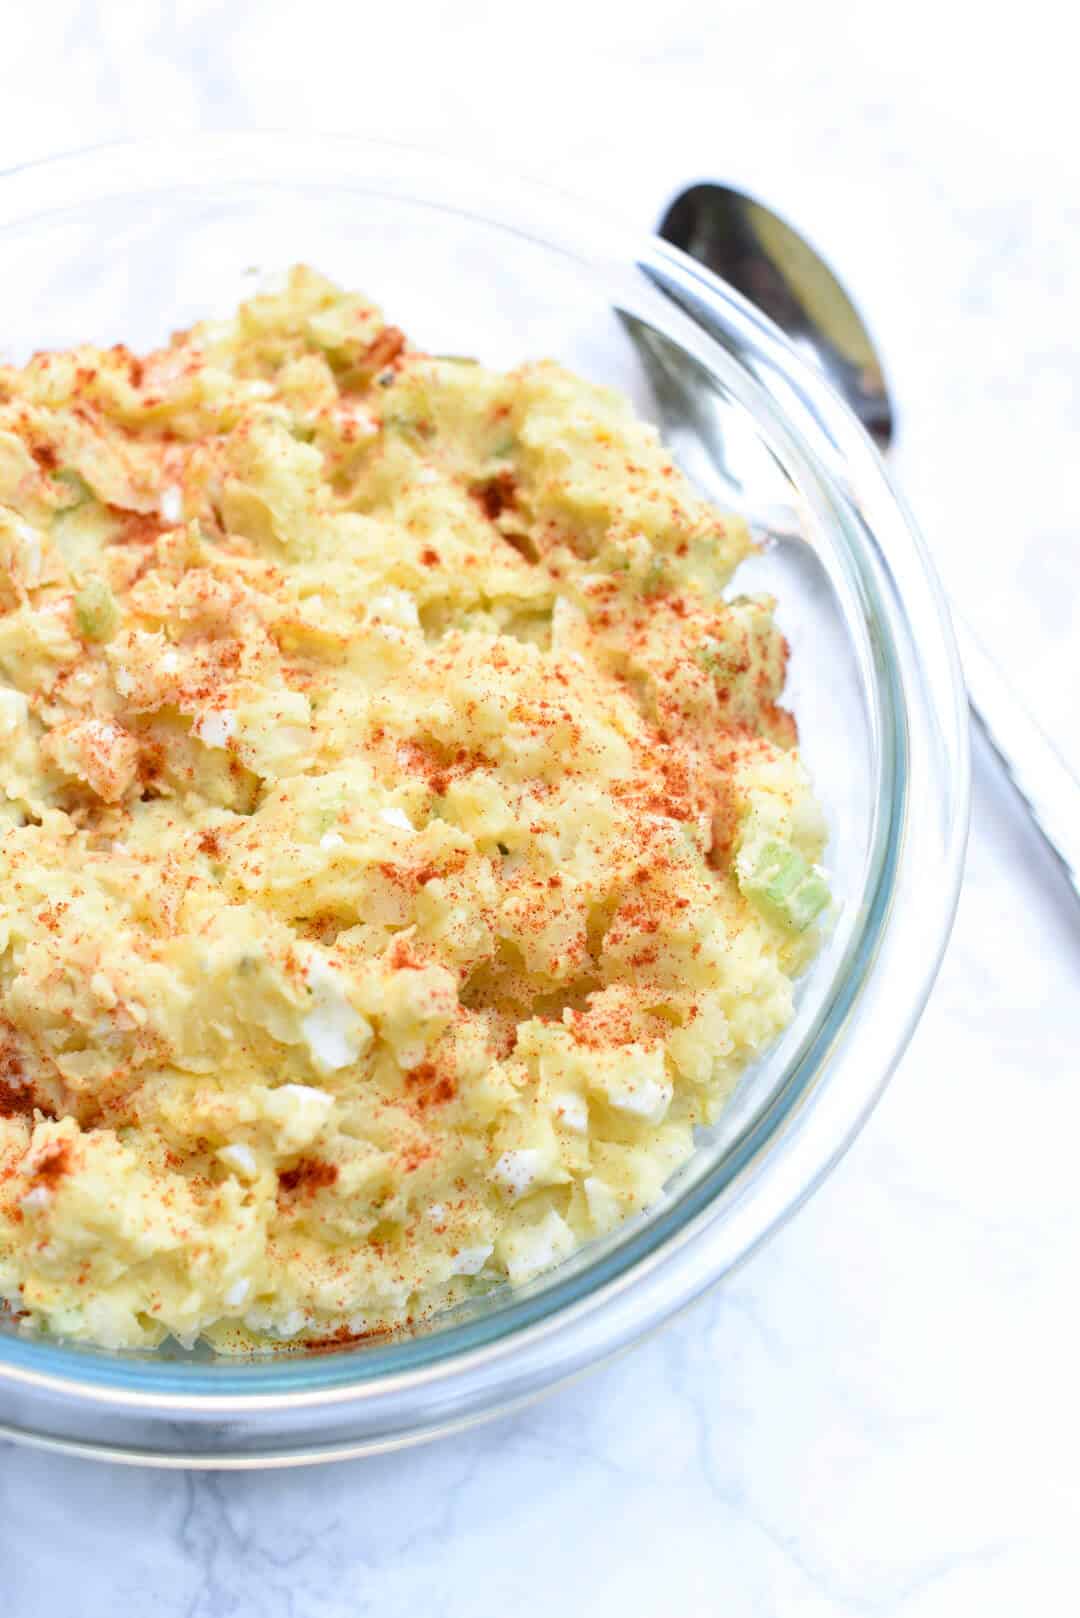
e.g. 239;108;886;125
0;134;969;1447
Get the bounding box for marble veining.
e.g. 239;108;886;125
2;1;1079;1612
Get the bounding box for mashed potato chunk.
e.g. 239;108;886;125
0;268;828;1351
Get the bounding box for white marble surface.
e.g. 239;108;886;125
3;2;1079;1611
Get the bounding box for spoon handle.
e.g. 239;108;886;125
952;614;1080;904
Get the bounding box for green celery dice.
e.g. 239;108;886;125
74;576;120;643
740;839;829;932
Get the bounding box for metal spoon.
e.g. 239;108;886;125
659;181;1080;904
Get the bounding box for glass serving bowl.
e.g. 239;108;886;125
0;134;969;1466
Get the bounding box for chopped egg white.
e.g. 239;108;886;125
193;709;236;750
262;1084;334;1152
500;1210;576;1284
159;485;183;524
0;687;28;734
301;1013;358;1074
378;806;414;831
492;1148;545;1199
452;1244;493;1277
367;588;420;630
299;953;372;1074
15;519;41;585
589;1047;674;1125
583;1176;621;1232
604;1072;673;1123
244;1305;305;1339
217;1143;258;1182
551;1091;588;1134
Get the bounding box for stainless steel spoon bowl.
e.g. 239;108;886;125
660;181;1080;905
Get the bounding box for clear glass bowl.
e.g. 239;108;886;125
0;134;969;1465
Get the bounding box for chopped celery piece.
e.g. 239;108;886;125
694;635;739;678
642;555;669;597
383;413;432;445
740;839;829;931
74;576;120;643
52;467;95;507
432;354;479;365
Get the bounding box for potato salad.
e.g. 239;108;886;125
0;269;829;1351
